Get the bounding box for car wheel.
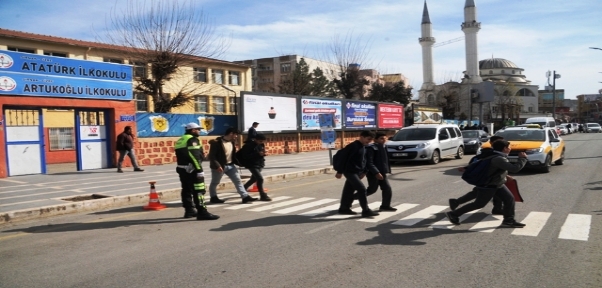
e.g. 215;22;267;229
540;154;552;173
429;150;440;164
455;146;464;159
554;149;565;165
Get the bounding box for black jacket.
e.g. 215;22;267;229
366;143;390;175
116;132;134;151
238;141;265;168
339;140;367;174
208;137;240;169
246;127;257;143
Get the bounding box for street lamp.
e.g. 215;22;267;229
546;70;561;119
220;84;238;128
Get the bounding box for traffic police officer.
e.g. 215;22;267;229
175;122;219;220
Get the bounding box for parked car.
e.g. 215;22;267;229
586;123;602;133
558;123;572;134
461;130;489;154
386;124;464;164
557;125;568;135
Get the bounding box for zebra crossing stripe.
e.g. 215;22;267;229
430;209;481;229
297;203;341;217
392;205;448;226
469;214;503;232
558;214;591;241
325;202;381;220
271;199;338;214
224;196;291;210
358;203;419;223
248;197;315;212
511;212;551;237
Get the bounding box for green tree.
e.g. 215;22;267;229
333;67;369;99
367;81;412;105
278;58;312;95
310;67;335;97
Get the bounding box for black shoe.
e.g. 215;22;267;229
210;197;225;204
197;211;220;220
379;206;397;212
242;195;258;204
183;209;197;218
361;209;380;218
449;199;459;211
501;220;526;228
338;208;358;215
259;194;272;201
134;168;144;172
445;212;460;225
491;208;504;215
117;169;123;173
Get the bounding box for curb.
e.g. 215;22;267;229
0;167;333;226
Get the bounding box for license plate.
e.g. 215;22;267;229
393;153;408;157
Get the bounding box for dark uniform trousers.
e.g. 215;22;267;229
177;168;207;211
366;173;393;207
450;184;515;221
244;166;265;193
341;172;369;210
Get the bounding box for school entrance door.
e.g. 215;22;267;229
4;108;45;176
75;110;111;170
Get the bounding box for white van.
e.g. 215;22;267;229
525;117;556;129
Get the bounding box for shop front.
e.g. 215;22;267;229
0;50;134;177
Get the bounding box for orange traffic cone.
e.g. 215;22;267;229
143;181;166;210
247;183;268;192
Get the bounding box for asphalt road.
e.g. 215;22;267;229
0;132;600;288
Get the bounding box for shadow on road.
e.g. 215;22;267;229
209;213;340;232
2;217;188;234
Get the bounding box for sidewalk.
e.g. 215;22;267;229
0;150;333;225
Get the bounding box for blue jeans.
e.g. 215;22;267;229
209;164;249;198
117;149;139;169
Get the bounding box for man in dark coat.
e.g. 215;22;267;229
245;122;259;143
239;134;272;201
365;132;396;211
116;126;144;173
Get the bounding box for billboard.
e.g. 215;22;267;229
413;105;442;124
136;113;236;137
377;103;404;129
301;98;342;130
0;50;132;100
242;93;298;132
344;101;376;129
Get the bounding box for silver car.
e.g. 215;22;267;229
386;124;464;164
586;123;602;133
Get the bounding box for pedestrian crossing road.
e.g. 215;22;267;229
166;193;593;241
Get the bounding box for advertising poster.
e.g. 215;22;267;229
377;103;404;129
242;94;297;132
136;113;237;137
413;105;443;124
344;101;376;129
301;98;342;130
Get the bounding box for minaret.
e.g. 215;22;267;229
419;1;436;92
462;0;482;83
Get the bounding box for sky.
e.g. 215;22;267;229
2;0;601;99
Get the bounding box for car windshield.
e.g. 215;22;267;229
495;129;546;141
527;122;547;127
392;128;437;141
587;124;600;127
461;131;479;138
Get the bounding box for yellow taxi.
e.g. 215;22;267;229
481;124;565;173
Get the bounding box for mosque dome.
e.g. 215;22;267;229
479;58;518;69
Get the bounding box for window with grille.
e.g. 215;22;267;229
212;69;224;84
213;97;225;113
195;96;208;113
133;62;147;78
229;71;240;85
194;67;207;82
135;92;148;112
49;128;75;150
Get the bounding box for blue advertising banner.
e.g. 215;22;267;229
0;50;132;81
300;98;342;130
344;101;376;129
0;72;132;100
136;113;237;137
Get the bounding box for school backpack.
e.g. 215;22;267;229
461;155;499;186
332;146;350;172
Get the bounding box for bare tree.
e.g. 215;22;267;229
99;0;229;112
493;82;522;123
435;82;461;119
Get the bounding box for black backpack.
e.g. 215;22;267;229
461;155;500;186
332;145;351;172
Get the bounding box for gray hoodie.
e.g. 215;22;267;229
485;151;527;188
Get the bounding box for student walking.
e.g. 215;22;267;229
445;140;528;227
208;127;257;204
365;132;397;211
245;122;259;143
238;134;272;201
116;126;144;173
335;130;379;218
174;123;219;220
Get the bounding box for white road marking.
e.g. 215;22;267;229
511;212;551;237
325;202;381;220
558;214;591;241
297;203;341;217
392;205;448;226
469;215;503;232
358;203;420;223
248;197;315;212
271;199;338;214
430;209;481;229
0;178;27;184
224;196;291;210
